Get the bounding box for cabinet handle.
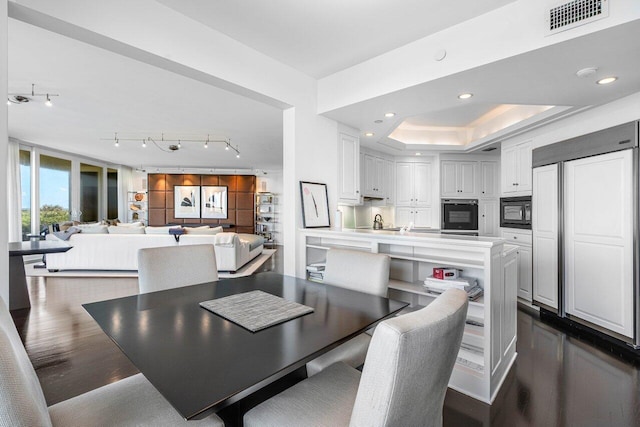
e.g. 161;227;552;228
513;236;517;239
356;190;359;193
512;183;517;186
482;191;485;194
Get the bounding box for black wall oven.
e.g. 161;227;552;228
500;196;531;229
441;199;478;231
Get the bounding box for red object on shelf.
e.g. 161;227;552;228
433;267;459;280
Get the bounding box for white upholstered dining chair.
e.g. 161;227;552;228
138;244;218;294
244;288;469;427
0;296;224;427
306;248;390;377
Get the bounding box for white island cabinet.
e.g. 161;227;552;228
299;229;517;404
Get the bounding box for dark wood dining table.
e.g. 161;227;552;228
9;240;72;310
83;271;407;422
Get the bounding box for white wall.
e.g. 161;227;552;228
1;0;8;304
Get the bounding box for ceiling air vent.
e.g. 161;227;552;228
546;0;608;35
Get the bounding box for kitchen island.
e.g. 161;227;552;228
298;228;517;404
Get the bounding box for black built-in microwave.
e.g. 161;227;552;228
500;196;531;229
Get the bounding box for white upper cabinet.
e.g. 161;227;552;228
383;159;395;205
337;132;360;204
395;162;415;206
362;154;385;197
480;161;499;198
501;140;532;195
440;161;477;197
361;152;394;204
413;162;432;206
396;161;433;207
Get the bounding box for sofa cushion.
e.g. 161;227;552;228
185;226;223;235
145;226;183;234
108;226;145;234
118;221;144;228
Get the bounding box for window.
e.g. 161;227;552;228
19;150;31;241
39;155;71;228
107;168;118;220
80;163;103;223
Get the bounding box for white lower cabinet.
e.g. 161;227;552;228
532;164;558;309
502;229;532;302
478;199;499;237
396;207;433;228
516;246;532;302
302;229;516;404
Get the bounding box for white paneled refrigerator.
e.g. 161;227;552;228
532;121;639;347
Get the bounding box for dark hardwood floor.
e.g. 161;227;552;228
10;248;640;426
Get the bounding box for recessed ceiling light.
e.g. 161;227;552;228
384;112;396;118
597;76;617;85
415;152;421;156
458;93;473;100
365;132;374;137
374;119;383;124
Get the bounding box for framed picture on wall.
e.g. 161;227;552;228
300;181;330;228
174;186;200;218
201;186;228;219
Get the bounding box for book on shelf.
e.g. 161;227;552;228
306;263;326;272
424;282;484;301
307;271;325;281
423;275;477;291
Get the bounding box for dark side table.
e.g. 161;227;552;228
8;241;72;310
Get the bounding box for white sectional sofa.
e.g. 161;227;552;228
45;232;264;273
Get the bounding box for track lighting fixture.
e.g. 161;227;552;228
102;133;240;157
8;83;59;106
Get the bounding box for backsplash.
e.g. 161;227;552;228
338;203;395;229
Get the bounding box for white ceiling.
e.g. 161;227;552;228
8;19;284;171
7;2;640;170
156;0;516;78
322;18;640;153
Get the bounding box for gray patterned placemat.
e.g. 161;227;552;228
199;290;314;332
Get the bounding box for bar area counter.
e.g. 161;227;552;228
299;227;517;405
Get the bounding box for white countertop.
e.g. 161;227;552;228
302;227;504;247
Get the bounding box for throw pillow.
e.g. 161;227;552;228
52;226;82;241
103;218;120;226
76;224;109;234
185;226;223;235
58;221;76;231
145;226;183;234
108;226;145;234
